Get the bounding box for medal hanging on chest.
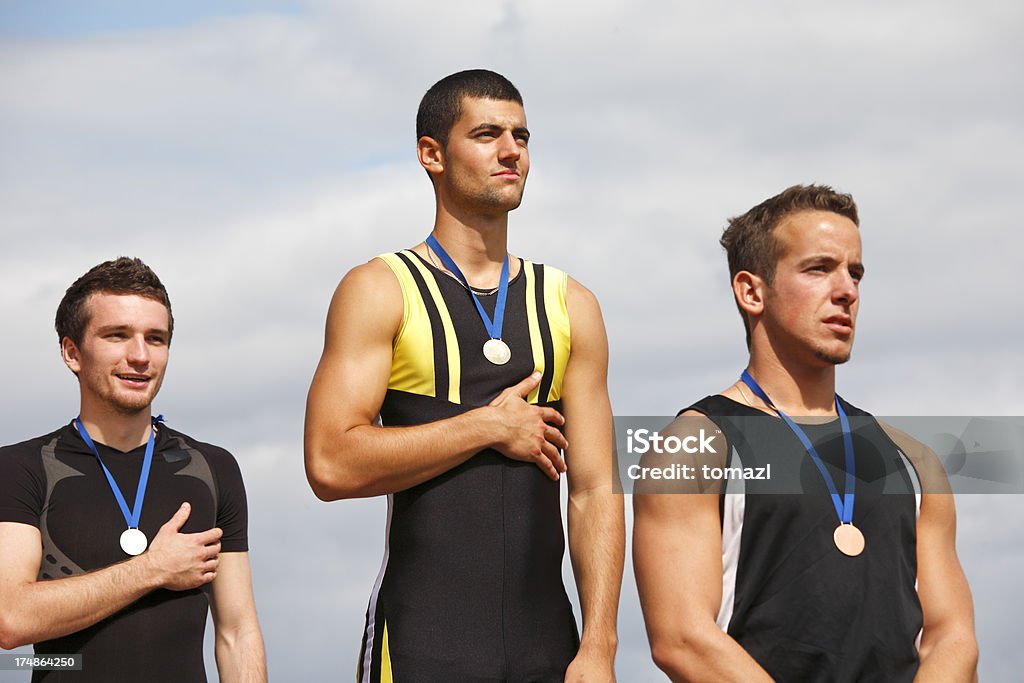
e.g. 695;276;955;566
426;234;511;365
75;416;161;556
740;371;865;557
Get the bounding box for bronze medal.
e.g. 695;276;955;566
833;523;865;557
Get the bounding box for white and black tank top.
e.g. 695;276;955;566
686;394;923;682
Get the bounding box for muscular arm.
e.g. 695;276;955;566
632;412;772;682
561;280;624;681
0;503;221;649
881;424;978;682
304;259;568;500
210;552;266;683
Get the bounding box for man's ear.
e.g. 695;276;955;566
417;136;444;178
61;337;82;376
733;270;766;319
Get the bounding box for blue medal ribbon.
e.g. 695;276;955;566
740;370;855;525
74;415;163;531
426;234;509;341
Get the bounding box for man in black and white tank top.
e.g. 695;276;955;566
633;184;977;682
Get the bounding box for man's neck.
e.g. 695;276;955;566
77;401;153;452
744;350;838;417
430;205;513;288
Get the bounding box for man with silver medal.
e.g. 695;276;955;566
305;70;623;681
0;258;266;682
634;186;977;681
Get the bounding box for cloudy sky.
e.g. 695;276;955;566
1;0;1021;680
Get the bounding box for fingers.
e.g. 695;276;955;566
535;456;559;481
531;443;566;481
540;440;567;475
510;371;543;399
190;527;223;546
537;406;565;427
544;424;569;452
164;502;192;532
489;372;542;406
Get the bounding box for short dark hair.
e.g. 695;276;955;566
56;257;174;347
416;69;523;147
721;184;859;346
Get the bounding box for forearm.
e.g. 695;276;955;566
0;557;159;648
567;486;624;656
305;406;503;499
650;624;773;683
215;625;267;683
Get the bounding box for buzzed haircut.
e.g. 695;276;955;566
721;184;859;346
416;69;523;147
56;256;174;347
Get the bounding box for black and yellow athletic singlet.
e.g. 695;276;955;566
357;251;578;683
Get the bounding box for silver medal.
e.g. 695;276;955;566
483;338;511;365
120;528;148;556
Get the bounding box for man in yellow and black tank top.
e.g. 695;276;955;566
305;70;624;682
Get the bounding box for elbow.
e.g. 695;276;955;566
305;466;351;502
967;638;980;673
0;614;28;650
648;636;691;681
956;628;981;670
648;630;709;682
304;448;364;501
919;622;979;678
308;480;354;502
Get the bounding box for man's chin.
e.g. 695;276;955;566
109;393;157;416
479;188;525;213
814;348;852;365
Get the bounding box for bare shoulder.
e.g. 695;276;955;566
324;257;404;342
565;275;606;350
878;420;951;494
333;257;402;306
668;408;723;435
566;275;600;311
636;410;729;494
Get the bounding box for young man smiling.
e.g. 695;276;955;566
305;70;623;682
0;257;265;682
633;185;978;681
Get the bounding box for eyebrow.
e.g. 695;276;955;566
94;324;169;337
797;255;866;277
467;123;531;139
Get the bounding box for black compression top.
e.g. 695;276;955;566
0;422;248;683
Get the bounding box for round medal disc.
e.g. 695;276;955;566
483;338;511;365
120;528;148;556
833;523;865;557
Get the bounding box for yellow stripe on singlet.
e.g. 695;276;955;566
376;253;436;397
380;621;393;683
403;252;462;404
545;266;570;402
524;262;546;404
